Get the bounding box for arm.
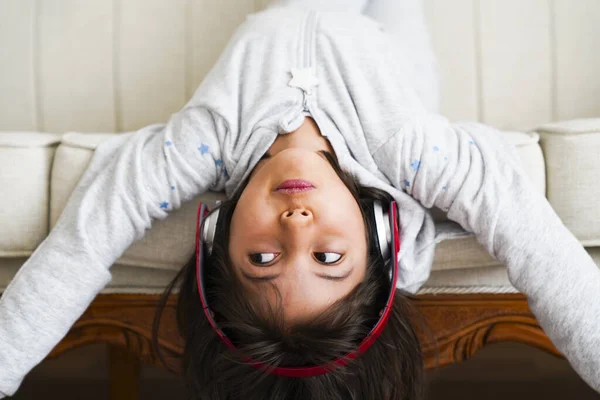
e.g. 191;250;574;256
374;113;600;392
0;106;224;397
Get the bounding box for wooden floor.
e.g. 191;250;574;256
12;342;599;399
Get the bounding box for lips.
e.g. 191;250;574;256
275;179;315;194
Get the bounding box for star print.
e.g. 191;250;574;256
171;186;175;190
433;146;439;152
288;67;320;95
410;160;421;172
165;141;173;147
199;144;209;155
469;140;474;145
215;159;223;167
442;186;447;191
403;179;411;187
159;201;169;209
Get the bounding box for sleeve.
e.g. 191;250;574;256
0;106;225;397
373;112;600;393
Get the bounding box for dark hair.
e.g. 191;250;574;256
154;151;425;399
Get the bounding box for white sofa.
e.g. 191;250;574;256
1;4;600;394
1;0;599;297
2;120;599;297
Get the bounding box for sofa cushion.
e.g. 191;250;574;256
0;257;178;294
421;246;600;293
537;119;600;246
0;133;63;256
430;235;501;271
48;129;546;272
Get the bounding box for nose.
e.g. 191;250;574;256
280;208;313;227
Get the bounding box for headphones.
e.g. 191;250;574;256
195;200;400;378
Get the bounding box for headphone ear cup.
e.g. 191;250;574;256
202;207;220;256
373;201;392;262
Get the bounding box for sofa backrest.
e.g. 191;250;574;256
1;0;598;133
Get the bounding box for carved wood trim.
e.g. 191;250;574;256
49;294;183;372
48;293;562;372
413;294;560;368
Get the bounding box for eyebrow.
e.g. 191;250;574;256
316;269;354;281
241;268;354;282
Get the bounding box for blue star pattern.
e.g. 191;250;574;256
171;186;175;190
442;186;447;191
410;159;421;172
159;201;169;209
165;140;173;147
215;159;223;167
468;140;474;145
403;179;411;187
199;143;209;155
433;146;439;152
222;168;228;178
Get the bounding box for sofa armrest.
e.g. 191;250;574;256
0;133;63;256
537;119;600;246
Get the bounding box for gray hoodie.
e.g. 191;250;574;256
0;6;599;396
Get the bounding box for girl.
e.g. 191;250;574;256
1;0;600;398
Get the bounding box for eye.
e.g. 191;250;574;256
249;253;279;265
314;252;343;264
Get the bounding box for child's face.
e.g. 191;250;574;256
229;147;368;324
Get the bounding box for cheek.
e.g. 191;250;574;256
324;188;368;258
231;206;265;241
230;192;278;250
232;187;266;228
324;188;364;229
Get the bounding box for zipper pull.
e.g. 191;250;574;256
288;67;319;95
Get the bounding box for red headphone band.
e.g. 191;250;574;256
195;201;400;378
